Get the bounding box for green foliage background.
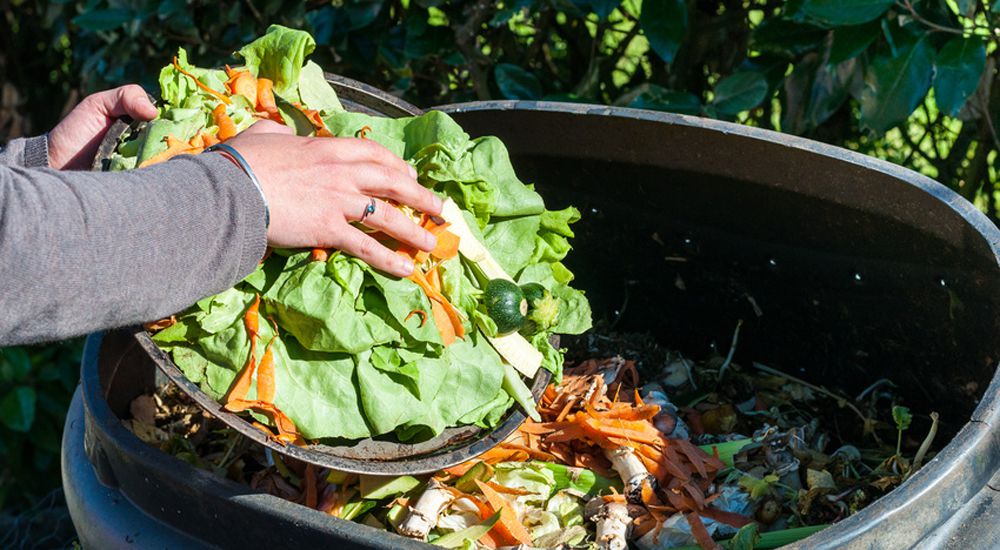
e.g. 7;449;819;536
1;0;999;514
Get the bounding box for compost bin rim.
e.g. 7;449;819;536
80;332;430;549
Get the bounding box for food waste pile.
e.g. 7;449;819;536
128;329;940;550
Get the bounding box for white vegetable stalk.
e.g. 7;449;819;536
605;446;655;503
439;198;543;377
397;478;453;540
591;500;632;550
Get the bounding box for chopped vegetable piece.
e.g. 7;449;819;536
398;479;454;540
474;480;534;546
431;510;501;548
484;279;528;335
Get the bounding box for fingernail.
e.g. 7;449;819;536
433;196;444;212
407;164;417;179
424;233;437;251
398;258;415;275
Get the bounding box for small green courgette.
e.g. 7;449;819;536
483;279;528;334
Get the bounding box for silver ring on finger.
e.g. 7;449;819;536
359;197;377;223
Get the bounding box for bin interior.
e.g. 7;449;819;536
78;104;1000;550
445;105;1000;432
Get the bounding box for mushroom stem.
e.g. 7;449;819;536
397;478;453;540
593;500;632;550
606;446;656;503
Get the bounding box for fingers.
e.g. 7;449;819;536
352;198;436;252
106;85;158;121
317;137;418;180
348;162;443;215
330;224;415;277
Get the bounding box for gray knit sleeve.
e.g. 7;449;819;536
0;135;50;168
0;153;267;345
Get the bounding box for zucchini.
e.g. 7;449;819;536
520;282;559;330
521;282;547;304
484;279;528;334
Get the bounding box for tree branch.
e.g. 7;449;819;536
454;0;495;100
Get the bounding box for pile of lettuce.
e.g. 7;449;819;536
116;26;591;442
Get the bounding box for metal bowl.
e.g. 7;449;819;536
94;73;551;474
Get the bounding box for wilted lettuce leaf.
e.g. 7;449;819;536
237;24;316;95
297;60;344;114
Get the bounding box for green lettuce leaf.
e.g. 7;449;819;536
470;137;544;217
264;254;399;354
237;24;316;95
297;60;344;114
483;215;542;277
358;336;506;441
157;48;227;109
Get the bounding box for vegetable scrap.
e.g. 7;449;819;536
127;327;941;549
114;26;592;445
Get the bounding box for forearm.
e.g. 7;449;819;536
0;136;49;168
0;154;267;345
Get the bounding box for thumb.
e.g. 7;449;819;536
101;85;158;121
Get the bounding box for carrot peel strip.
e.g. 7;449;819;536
224;295;261;403
304;464;318;509
475;480;533;546
405;309;428;327
212;103;238;141
255;78;283;122
173;56;231;105
311;248;329;262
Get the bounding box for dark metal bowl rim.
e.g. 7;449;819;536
92;75;551;475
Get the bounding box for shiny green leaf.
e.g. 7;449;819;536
712;71;769;115
800;0;894;26
622;84;702;115
860;36;934;134
829;22;880;64
640;0;687;64
752;18;827;56
933;35;985;116
0;386;36;433
494;63;543;100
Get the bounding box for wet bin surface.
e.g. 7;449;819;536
64;93;1000;549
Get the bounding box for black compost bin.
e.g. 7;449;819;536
62;99;1000;549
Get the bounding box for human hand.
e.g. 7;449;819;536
48;85;159;170
223;120;443;277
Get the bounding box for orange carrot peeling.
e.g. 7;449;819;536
213;103;238;141
173;56;231;105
